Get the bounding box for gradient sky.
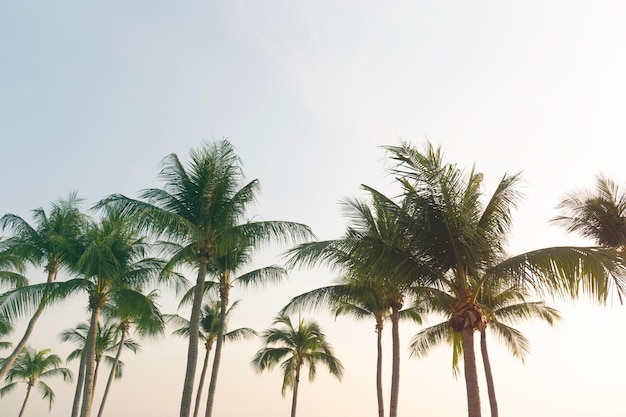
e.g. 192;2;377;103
2;2;626;416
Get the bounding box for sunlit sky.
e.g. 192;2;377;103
2;2;626;416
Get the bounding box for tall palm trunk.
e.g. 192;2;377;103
180;259;208;417
192;343;212;417
0;268;57;379
290;365;301;417
79;300;103;417
461;327;481;417
97;322;129;417
389;305;400;417
375;319;385;417
18;383;33;417
204;274;230;417
480;328;498;417
71;348;87;417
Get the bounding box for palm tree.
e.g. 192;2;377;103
61;319;140;417
384;141;626;417
96;290;164;417
251;314;343;417
410;281;561;417
167;299;256;417
0;346;73;417
0;194;86;380
285;190;428;417
280;273;422;417
68;207;162;417
554;175;626;254
96;140;313;417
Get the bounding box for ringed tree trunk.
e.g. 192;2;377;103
0;266;58;380
480;327;498;417
375;318;385;417
180;258;209;417
290;365;302;417
192;340;213;417
205;272;230;417
97;321;130;417
389;303;401;417
79;292;106;417
450;291;485;417
18;383;33;417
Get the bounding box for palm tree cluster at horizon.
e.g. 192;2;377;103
0;139;625;417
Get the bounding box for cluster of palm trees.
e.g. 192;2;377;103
0;139;624;417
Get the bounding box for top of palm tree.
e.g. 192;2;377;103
553;175;626;249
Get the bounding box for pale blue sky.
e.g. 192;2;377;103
1;2;626;416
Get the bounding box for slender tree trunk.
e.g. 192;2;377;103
97;323;128;417
192;344;211;417
389;305;400;417
0;269;56;379
180;260;208;417
480;328;498;417
71;348;87;417
290;365;301;417
461;327;481;417
92;358;101;393
375;320;385;417
18;384;33;417
204;275;230;417
79;302;102;417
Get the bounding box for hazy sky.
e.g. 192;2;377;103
2;2;626;416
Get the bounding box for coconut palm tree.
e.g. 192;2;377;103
61;318;140;417
96;140;313;417
280;272;422;417
65;207;162;417
0;346;73;417
410;281;561;417
384;141;626;417
0;194;86;380
285;190;429;417
251;314;343;417
554;175;626;254
96;290;164;417
167;299;256;417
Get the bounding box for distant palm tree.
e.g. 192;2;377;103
251;314;343;417
554;175;626;270
281;274;422;417
167;299;256;417
61;319;140;417
0;346;73;417
96;290;164;417
96;140;313;417
0;194;85;380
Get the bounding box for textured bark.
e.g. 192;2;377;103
204;274;230;417
180;260;208;417
375;319;385;417
0;269;57;380
290;366;301;417
97;323;128;417
70;348;87;417
192;344;211;417
18;384;32;417
461;327;481;417
79;304;102;417
389;305;401;417
480;328;498;417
